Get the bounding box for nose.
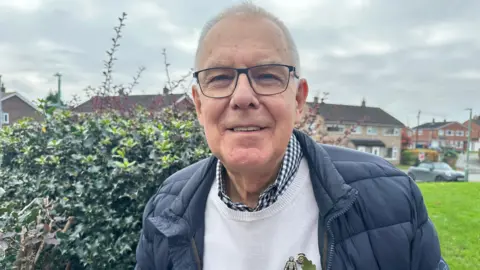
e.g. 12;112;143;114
229;73;260;109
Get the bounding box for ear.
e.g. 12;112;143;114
192;85;204;126
295;78;309;123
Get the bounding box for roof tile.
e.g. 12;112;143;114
308;102;405;127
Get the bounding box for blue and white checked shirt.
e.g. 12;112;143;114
216;134;304;212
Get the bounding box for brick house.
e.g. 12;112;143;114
412;119;469;151
73;93;194;114
1;92;43;126
463;117;480;151
308;98;405;164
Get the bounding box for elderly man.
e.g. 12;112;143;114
136;3;447;270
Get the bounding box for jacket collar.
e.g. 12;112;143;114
293;129;355;219
147;129;355;267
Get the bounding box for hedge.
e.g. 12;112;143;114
401;149;439;165
0;107;210;269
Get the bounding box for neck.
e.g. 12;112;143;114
224;161;282;208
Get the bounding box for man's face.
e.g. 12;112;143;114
193;15;309;173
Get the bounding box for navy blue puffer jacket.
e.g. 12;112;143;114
135;130;448;270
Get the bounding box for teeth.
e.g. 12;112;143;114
233;127;261;132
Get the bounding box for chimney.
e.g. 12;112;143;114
361;98;366;107
444;119;446;123
313;96;319;104
163;86;169;95
432;118;435;123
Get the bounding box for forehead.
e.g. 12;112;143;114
197;15;291;69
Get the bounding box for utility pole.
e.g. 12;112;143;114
415;110;421;148
465;108;473;182
53;72;62;107
0;74;3;129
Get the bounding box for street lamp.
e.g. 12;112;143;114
465;108;473;182
52;72;67;110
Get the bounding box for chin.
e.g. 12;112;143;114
223;147;272;170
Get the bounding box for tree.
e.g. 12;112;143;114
401;129;412;149
45;90;66;106
295;98;354;147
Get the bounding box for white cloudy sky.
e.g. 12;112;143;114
1;0;479;125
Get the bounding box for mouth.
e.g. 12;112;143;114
227;126;266;132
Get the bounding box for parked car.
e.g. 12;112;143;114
407;162;465;182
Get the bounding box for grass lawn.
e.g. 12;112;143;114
418;182;480;270
395;164;411;171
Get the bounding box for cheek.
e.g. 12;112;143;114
201;101;226;129
268;100;297;126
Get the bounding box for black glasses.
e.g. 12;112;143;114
193;64;299;98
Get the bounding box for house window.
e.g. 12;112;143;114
372;147;381;156
2;113;8;124
357;146;366;152
367;126;378;135
351;126;362;134
418;129;423;135
438;129;444;136
446;130;454;136
326;124;345;133
386;148;392;158
455;130;464;137
385;147;399;160
384;128;400;136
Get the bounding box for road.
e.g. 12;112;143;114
457;152;480;173
399;152;480;182
456;152;480;181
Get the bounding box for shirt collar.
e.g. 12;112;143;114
216;134;303;211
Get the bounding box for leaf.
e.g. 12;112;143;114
88;166;101;173
0;240;7;250
2;232;15;238
54;216;66;222
46;106;56;115
25;237;42;245
301;257;316;270
45;237;60;246
56;231;68;240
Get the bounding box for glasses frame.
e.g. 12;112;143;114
193;64;299;99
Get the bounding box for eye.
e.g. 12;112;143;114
256;73;281;81
209;74;234;83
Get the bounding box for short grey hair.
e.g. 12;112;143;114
194;1;301;75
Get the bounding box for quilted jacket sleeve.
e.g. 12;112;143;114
135;231;155;270
135;191;173;270
409;180;449;270
135;194;157;270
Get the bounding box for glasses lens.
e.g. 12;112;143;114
197;68;237;98
249;65;290;95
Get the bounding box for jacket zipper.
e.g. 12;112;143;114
191;237;202;270
325;192;358;270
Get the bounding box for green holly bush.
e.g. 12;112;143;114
0;106;210;269
0;11;210;269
